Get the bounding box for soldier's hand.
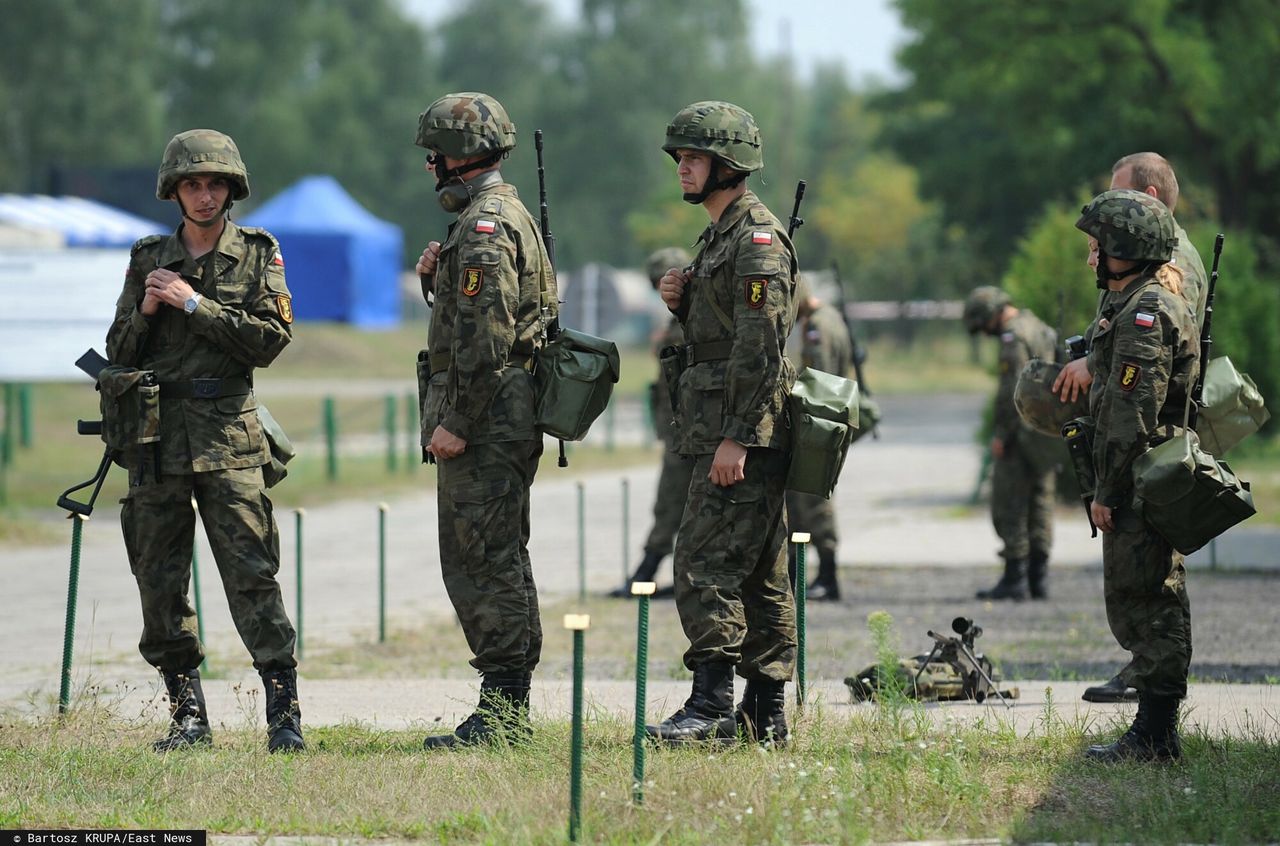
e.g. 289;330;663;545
658;267;689;312
1053;357;1093;402
709;438;747;487
990;437;1005;460
140;288;163;316
1090;501;1114;533
145;268;196;309
427;424;466;460
416;242;442;278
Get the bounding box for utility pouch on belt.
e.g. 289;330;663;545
658;344;686;415
534;327;621;441
785;367;860;499
1132;429;1255;554
97;365;159;460
416;348;430;435
256;402;294;488
1195;356;1270;457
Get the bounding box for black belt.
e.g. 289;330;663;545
685;340;733;364
159;376;252;399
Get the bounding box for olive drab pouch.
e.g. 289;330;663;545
1195;356;1270;457
534;328;621;441
96;365;159;466
256;402;294;488
1133;428;1256;555
848;388;880;446
658;344;686;415
785;367;860;499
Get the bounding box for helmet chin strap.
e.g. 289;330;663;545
1094;249;1157;289
683;158;747;205
431;150;505;193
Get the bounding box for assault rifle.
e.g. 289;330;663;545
56;349;114;516
787;180;806;238
1188;234;1225;431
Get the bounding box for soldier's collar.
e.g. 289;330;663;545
1112;272;1160;308
214;220;248;263
713;190;757;235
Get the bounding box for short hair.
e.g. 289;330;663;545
1112;152;1180;213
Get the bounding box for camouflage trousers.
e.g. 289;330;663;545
436;438;543;674
1104;508;1192;699
991;447;1054;561
642;445;695;556
120;465;296;672
673;448;796;680
785;490;838;558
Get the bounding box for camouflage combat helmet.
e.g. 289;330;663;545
415;92;517;157
645;247;692;286
156;129;250;201
962;286;1011;334
1014;359;1089;437
1075;189;1177;262
662;101;763;172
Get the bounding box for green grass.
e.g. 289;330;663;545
2;694;1277;843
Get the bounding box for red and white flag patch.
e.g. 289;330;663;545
1134;311;1156;328
474;219;497;234
752;231;773;245
272;249;285;267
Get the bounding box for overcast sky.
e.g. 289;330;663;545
401;0;908;85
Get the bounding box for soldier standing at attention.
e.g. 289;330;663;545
413;92;557;748
1074;190;1198;762
611;247;695;599
786;281;853;601
107;130;302;753
962;287;1058;600
647;101;799;746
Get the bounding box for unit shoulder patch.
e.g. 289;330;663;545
277;295;293;324
462;267;484;296
1120;362;1142;392
745;278;768;309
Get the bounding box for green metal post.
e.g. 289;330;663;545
384;395;397;473
295;508;305;660
631;583;655;805
621;478;630;584
1;383;13;468
323;396;338;481
405;391;417;472
577;482;586;602
191;500;206;674
19;384;32;448
378;502;388;643
792;532;809;712
59;515;87;714
565;614;589;843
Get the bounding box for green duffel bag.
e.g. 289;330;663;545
534;327;621;441
1132;429;1256;555
785;367;860;499
257;401;295;488
1196;356;1270;457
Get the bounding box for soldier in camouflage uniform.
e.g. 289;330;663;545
106;130;303;753
646;101;798;746
963;287;1059;600
1075;190;1198;762
610;247;695;599
1053;153;1206;704
785;280;852;601
413;92;557;748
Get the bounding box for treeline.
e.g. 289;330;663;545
2;0;1276;408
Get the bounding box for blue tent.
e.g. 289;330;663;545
242;175;403;327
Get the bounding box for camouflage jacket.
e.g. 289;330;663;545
673;190;798;455
1087;275;1199;508
1088;220;1207;343
423;178;556;444
651;316;685;444
105;220;292;474
798;301;852;376
994;310;1057;445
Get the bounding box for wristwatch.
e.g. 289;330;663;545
183;293;204;314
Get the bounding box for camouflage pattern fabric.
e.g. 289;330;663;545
416;92;517;158
156;129;250;201
1076;190;1177;262
786;300;853;558
107;220;292;475
644;316;694;556
674;449;796;679
990;310;1058;561
1088;272;1198;700
662;101;763;172
120;466;295;671
420;178;555;444
436;440;544;673
670;190;798;454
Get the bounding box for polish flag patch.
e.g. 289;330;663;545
272;249;284;267
752;231;773;245
474;219;497;234
1134;311;1156;329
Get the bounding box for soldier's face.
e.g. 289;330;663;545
175;175;230;222
675;149;712;194
1086;237;1100;270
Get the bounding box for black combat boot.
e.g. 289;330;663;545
807;549;841;602
261;668;305;753
735;677;788;746
153;668;213;752
975;557;1027;600
1027;550;1050;599
1082;673;1139;703
646;662;736;745
608;549;667;598
424;671;530;749
1085;694;1181;763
